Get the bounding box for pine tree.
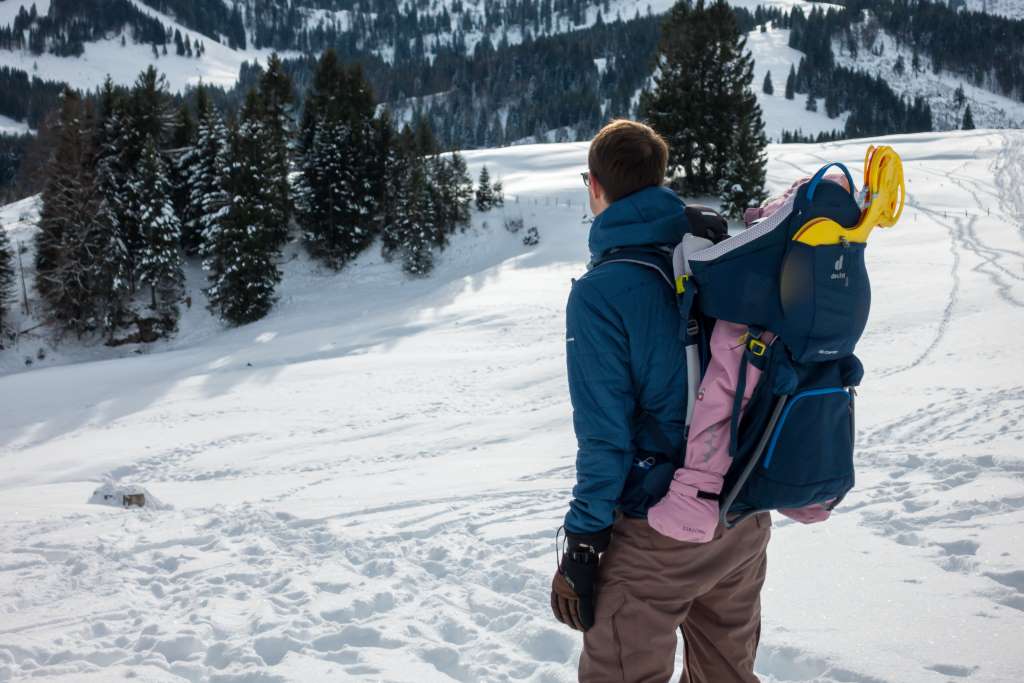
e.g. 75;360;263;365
180;94;229;256
258;53;295;249
133;138;184;328
640;0;766;198
763;71;774;95
0;225;15;339
805;91;817;112
719;103;768;218
824;91;841;119
297;118;362;268
962;104;975;130
126;67;173;163
375;111;407;260
202;95;282;325
954;84;966;108
296;51;379;269
35;90;103;336
449;152;474;228
394;159;435;276
476;165;495;211
91;173;132;339
785;64;796;99
119;67;174;284
92;77;134;335
169;102;195;236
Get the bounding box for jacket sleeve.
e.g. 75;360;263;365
563;281;636;535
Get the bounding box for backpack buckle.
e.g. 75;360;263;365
675;274;688;294
747;338;767;357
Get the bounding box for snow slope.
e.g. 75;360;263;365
833;21;1024;131
962;0;1024;19
0;114;30;136
748;25;849;141
1;130;1024;682
0;0;295;94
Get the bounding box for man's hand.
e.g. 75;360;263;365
550;527;611;631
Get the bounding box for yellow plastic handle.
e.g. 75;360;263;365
794;146;905;246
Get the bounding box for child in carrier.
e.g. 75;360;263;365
648;148;905;542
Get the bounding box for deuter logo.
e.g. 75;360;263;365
831;253;848;283
818;349;839;355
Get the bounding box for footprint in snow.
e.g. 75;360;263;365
926;663;979;677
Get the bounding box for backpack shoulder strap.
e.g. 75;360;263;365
591;246;675;292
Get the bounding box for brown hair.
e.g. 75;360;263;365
587;119;669;202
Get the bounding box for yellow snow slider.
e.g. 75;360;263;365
793;146;905;246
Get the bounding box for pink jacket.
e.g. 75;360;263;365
743;173;851;227
647;320;831;543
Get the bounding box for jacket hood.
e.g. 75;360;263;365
588;185;688;261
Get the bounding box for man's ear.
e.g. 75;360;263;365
590;174;605;203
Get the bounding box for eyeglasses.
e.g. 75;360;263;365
581;171;593;188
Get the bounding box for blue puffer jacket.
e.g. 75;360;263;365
563;185;690;535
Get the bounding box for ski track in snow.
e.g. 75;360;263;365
2;132;1024;682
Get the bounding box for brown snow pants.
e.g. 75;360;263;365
579;513;771;683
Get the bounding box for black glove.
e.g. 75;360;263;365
550;527;612;631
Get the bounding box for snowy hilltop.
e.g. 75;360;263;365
0;129;1022;682
1;0;1022;154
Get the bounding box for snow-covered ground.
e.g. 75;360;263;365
962;0;1024;19
2;130;1024;682
0;114;30;136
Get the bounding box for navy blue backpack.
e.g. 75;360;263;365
686;162;870;526
598;162;881;527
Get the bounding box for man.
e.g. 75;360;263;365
550;119;771;682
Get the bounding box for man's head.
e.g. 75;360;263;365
585;119;669;217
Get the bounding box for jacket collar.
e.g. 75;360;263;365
588;185;688;261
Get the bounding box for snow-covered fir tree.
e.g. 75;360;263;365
201;92;282;325
92;78;134;335
296;50;379;269
449;152;474;226
297;117;361;268
133;138;184;329
115;68;174;290
763;71;774;95
391;159;436;277
426;151;474;246
475;165;496;211
180;88;230;256
719;103;768;218
257;53;296;250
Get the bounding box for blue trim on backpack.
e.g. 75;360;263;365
762;387;852;468
806;162;856;202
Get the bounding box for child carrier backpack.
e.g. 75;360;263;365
596;147;906;531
